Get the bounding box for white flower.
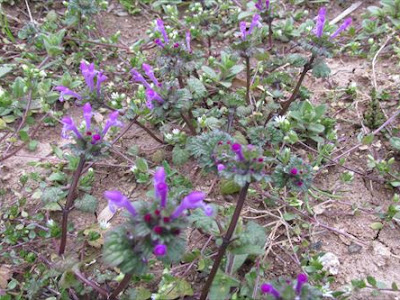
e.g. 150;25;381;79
273;115;287;125
172;128;180;135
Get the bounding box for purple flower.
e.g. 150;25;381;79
255;0;263;10
217;164;225;172
142;64;161;87
61;117;82;139
131;69;152;90
80;61;97;92
260;284;280;299
295;273;308;295
154;167;168;208
96;71;107;96
102;111;123;135
313;7;326;38
82;103;92;130
104;190;137;216
154;38;165;48
92;133;101;144
171;191;213;219
240;22;247;40
249;14;261;34
153;244;167;257
145;88;164;109
55;86;82;102
186;31;192;53
239;14;261;41
156;19;169;44
330;18;352;39
290;168;298;175
231;143;245;161
266;0;270;10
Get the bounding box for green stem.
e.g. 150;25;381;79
245;55;251;105
200;182;250;300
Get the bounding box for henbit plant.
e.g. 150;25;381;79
102;166;213;298
58;103;122;255
264;7;352;126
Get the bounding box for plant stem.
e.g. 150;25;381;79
59;154;86;256
108;273;133;300
133;118;165;144
245;55;251;105
268;17;273;49
264;54;315;127
200;182;250;300
73;269;109;298
180;112;196;136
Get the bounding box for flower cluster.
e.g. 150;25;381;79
313;7;352;40
61;103;122;148
104;167;213;259
272;157;313;192
55;61;107;102
260;273;308;299
154;18;192;53
255;0;270;12
213;141;266;186
131;65;164;110
240;14;262;41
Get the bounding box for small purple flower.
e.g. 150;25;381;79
295;273;308;295
82;103;92;130
156;19;169;44
217;164;225;172
266;0;270;10
156;183;168;208
296;181;303;187
290;168;298;175
61;117;82;139
142;64;161;87
55;86;82;102
186;31;192;53
240;21;248;40
171;191;213;219
104;190;137;216
154;167;166;184
239;14;261;41
145;88;164;109
92;133;101;144
173;43;180;48
96;71;107;96
313;7;326;38
255;0;263;10
260;283;280;299
102;111;123;135
154;38;165;48
153;244;167;257
231;143;245;161
131;69;152;90
330;18;352;39
80;61;97;92
249;14;261;33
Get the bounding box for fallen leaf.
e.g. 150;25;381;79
0;265;11;289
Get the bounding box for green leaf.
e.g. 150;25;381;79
230;221;266;255
367;276;377;287
209;272;239;300
75;194;98;213
312;59;331;78
370;222;383;230
41;187;66;204
158;278;193;300
201;66;219;80
136;157;148;173
0;66;13;78
19;130;30;142
172;146;189;166
188;206;219;235
48;172;66;182
362;134;374;145
28;140;38;151
351;279;367;289
220;179;241;195
390;137;400;151
187;77;207;99
392;282;398;291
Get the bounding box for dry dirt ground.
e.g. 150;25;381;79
1;0;400;299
